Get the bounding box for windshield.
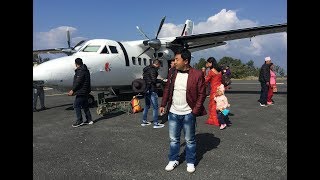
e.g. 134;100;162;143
81;45;101;52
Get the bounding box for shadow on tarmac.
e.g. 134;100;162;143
47;103;73;109
93;111;126;123
179;133;220;166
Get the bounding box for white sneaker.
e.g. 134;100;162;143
141;121;151;126
187;163;195;173
165;160;179;171
259;103;268;107
89;121;94;125
153;123;165;129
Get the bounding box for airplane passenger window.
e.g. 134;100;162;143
109;46;118;53
132;57;136;65
143;58;147;66
82;45;101;52
138;58;141;65
101;46;109;54
149;59;152;65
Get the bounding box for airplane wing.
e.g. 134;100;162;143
33;48;66;55
33;40;87;56
169;23;287;51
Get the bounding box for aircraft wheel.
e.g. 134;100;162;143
88;94;95;106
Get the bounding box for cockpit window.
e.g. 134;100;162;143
82;45;101;52
101;46;109;54
109;46;118;53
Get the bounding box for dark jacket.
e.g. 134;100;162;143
259;63;270;83
33;81;44;89
161;67;207;116
143;65;159;92
72;64;91;96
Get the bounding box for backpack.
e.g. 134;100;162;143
130;96;143;113
221;73;231;86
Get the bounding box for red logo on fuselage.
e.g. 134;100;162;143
105;62;111;72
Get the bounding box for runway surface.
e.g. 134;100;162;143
33;80;287;179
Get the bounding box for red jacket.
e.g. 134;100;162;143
161;67;207;116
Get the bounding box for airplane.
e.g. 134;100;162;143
33;16;287;105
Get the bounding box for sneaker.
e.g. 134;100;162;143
220;124;227;130
187;163;196;173
153;123;165;129
72;121;83;127
141;121;151;126
88;121;94;125
259;103;268;107
165;160;179;171
39;107;47;111
267;102;273;105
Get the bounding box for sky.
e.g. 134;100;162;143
33;0;287;71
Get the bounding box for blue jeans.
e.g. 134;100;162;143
168;112;196;164
74;95;92;123
142;91;159;124
33;87;45;109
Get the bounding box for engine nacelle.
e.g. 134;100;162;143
156;49;175;60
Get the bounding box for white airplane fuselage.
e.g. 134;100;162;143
33;39;173;92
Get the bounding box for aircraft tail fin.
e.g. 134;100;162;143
181;19;194;36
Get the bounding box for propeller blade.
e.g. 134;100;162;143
137;47;151;58
67;29;71;48
73;40;86;50
136;26;150;40
180;24;187;36
155;16;166;39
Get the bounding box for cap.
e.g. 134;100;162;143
265;56;271;61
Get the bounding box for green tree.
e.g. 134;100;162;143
274;65;285;77
246;60;255;68
193;58;207;70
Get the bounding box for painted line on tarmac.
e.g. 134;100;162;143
46;93;68;97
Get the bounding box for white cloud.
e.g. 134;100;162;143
33;26;86;50
159;9;287;71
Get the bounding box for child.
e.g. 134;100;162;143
214;84;230;130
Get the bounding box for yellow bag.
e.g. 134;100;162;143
131;96;143;113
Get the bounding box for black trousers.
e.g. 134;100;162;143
74;95;92;123
259;82;269;104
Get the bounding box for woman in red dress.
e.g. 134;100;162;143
204;57;222;126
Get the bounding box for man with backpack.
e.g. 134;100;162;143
141;59;165;128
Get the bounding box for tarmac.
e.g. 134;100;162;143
33;80;287;180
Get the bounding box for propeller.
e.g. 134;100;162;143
136;16;166;58
56;29;86;56
67;29;71;48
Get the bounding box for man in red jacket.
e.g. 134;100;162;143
160;49;207;173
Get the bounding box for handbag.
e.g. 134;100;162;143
273;85;277;92
222;109;230;116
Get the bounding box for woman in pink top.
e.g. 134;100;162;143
267;63;277;105
204;57;222;126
